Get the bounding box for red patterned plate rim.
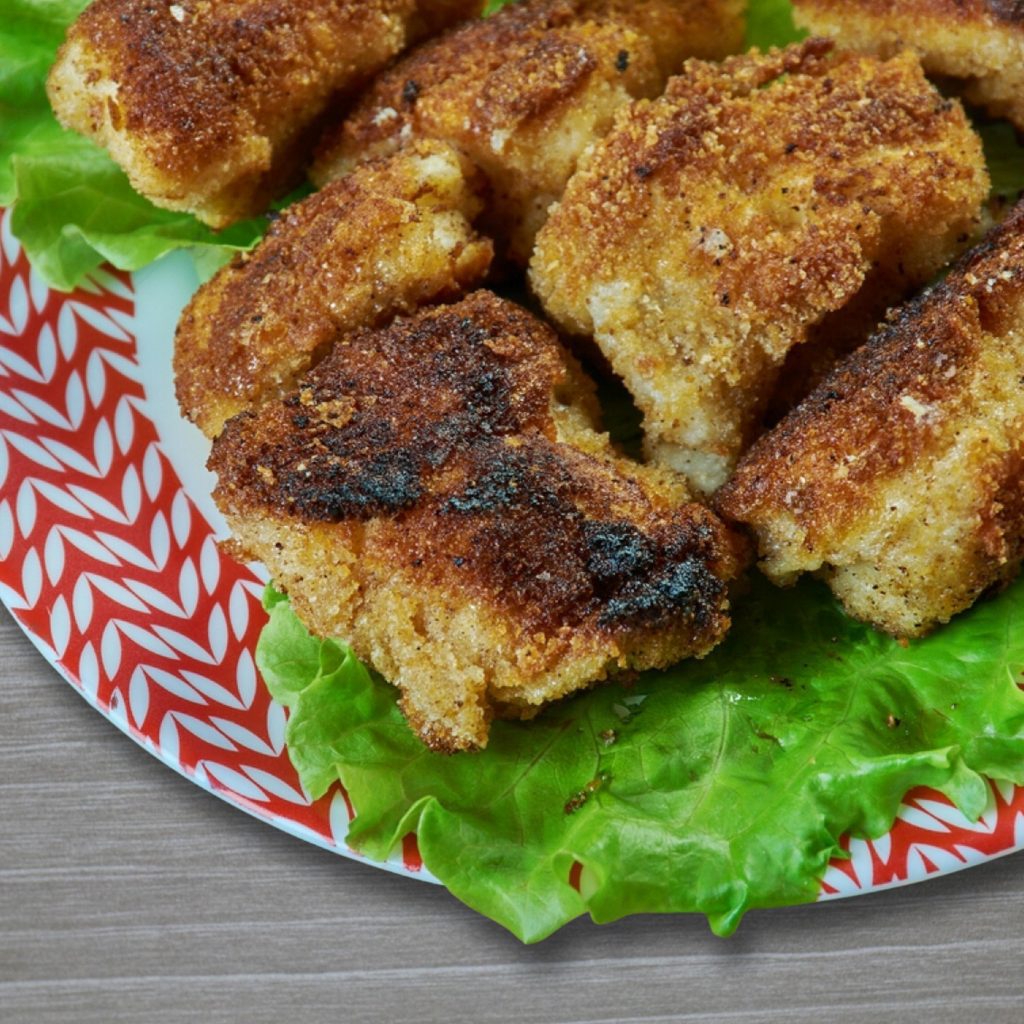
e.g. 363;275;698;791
0;206;1020;913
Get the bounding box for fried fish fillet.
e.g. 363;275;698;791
716;202;1024;638
209;291;747;752
530;40;989;495
793;0;1024;131
47;0;484;228
175;141;492;437
313;0;746;263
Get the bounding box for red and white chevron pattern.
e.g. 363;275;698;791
0;208;428;870
0;206;1019;903
821;780;1024;898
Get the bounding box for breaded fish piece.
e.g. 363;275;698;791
530;40;989;495
175;141;493;438
209;291;747;752
716;202;1024;638
313;0;746;263
793;0;1024;131
47;0;484;228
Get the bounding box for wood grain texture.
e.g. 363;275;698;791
1;606;1022;1024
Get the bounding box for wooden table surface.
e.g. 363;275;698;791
2;606;1023;1024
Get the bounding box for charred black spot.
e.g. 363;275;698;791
249;301;539;524
987;0;1024;26
402;79;421;104
599;556;723;628
616;49;630;72
438;440;727;633
444;457;526;514
582;521;655;584
283;448;423;520
320;416;393;458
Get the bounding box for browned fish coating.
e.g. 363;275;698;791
209;291;747;752
717;202;1024;638
530;40;989;495
313;0;746;263
793;0;1024;131
174;141;493;438
46;0;485;228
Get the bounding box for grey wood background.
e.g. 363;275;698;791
2;607;1022;1024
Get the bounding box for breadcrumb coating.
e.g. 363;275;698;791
313;0;745;263
209;292;747;751
793;0;1024;131
174;141;492;437
47;0;484;228
530;40;989;494
717;202;1024;638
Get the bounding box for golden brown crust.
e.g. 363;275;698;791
793;0;1024;130
796;0;1024;31
47;0;484;227
313;0;746;262
210;291;747;750
767;261;950;418
530;40;989;494
174;141;493;437
717;202;1024;636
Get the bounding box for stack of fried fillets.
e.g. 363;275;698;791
49;0;1024;750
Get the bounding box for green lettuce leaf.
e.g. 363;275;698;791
259;577;1024;943
0;0;90;204
982;120;1024;203
8;147;269;290
1;0;264;290
746;0;806;49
